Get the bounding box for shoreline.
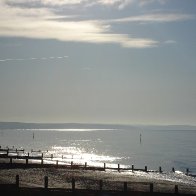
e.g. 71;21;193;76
0;164;196;195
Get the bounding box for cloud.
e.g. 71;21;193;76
164;40;176;44
0;1;158;48
139;0;168;6
0;56;69;63
107;13;195;24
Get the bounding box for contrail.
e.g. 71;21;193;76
0;56;68;62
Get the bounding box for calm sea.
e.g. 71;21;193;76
0;125;196;183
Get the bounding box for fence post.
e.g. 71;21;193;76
16;175;19;188
99;180;103;191
150;183;153;193
72;178;75;192
124;182;127;192
44;176;48;189
175;185;178;194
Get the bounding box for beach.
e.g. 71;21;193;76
1;163;196;195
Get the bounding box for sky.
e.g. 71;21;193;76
0;0;196;125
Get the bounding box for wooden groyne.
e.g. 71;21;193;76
0;174;193;196
0;146;192;175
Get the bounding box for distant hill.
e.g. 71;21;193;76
0;122;137;130
0;122;195;131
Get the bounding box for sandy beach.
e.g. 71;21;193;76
1;164;196;195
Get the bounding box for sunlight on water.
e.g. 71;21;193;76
44;146;123;168
16;129;116;132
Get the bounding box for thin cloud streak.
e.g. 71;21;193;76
107;13;195;24
0;56;69;63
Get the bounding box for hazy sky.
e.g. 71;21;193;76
0;0;196;125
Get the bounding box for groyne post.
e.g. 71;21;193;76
175;185;178;194
104;163;106;171
72;178;75;192
44;176;48;189
186;168;189;175
51;154;53;159
124;182;127;192
26;158;28;165
16;175;19;188
71;161;73;168
85;162;87;169
145;166;148;172
150;183;153;193
41;159;43;165
172;167;175;173
56;160;58;167
132;164;134;171
118;164;120;172
10;157;13;164
159;166;162;173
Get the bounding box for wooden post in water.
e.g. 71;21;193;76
104;163;106;171
16;175;19;188
99;180;103;191
118;164;120;172
71;161;73;168
56;160;58;167
51;154;53;159
186;168;189;175
145;166;148;172
172;167;175;173
44;176;48;189
42;153;43;158
124;182;127;192
72;178;75;192
85;162;87;169
159;166;162;173
175;185;178;194
132;164;134;172
150;183;153;193
41;159;43;165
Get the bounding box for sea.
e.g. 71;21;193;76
0;123;196;185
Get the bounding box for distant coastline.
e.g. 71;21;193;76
0;122;196;131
